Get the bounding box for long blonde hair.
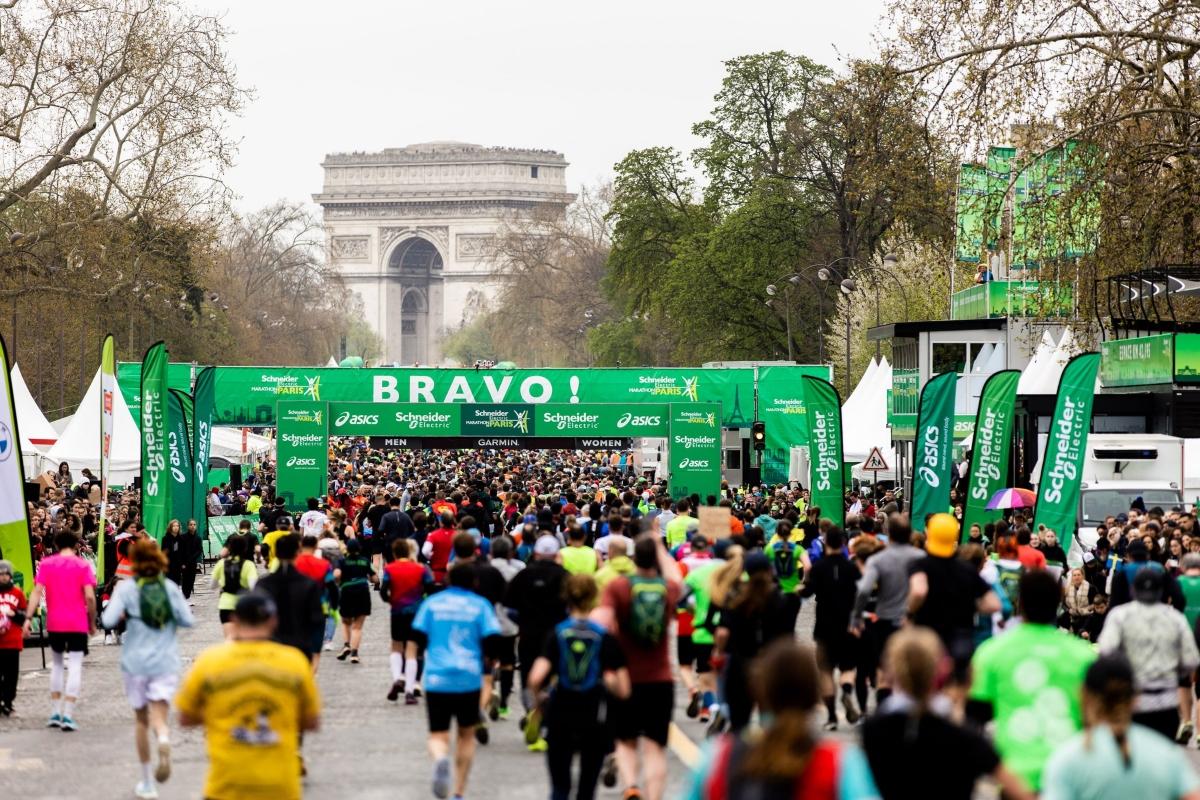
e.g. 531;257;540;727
708;545;744;608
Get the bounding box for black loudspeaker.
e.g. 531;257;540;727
24;482;40;504
228;463;243;489
131;476;141;491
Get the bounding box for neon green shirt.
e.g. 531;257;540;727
684;561;721;645
560;545;598;576
246;495;262;514
765;540;802;593
969;622;1096;790
1180;574;1200;631
666;514;695;549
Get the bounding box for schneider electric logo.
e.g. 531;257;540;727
677;410;717;427
472;408;530;433
542;411;599;431
395;410;453;429
281;433;324;446
264;374;321;400
617;412;662;428
284;409;322;424
677;457;711;469
673;434;717;449
286;456;318;468
638;375;700;400
334;411;380;427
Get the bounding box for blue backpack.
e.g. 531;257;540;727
554;618;605;693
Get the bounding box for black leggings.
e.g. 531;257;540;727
547;726;608;800
725;657;754;732
0;649;19;706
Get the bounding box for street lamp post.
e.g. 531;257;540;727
764;284;793;361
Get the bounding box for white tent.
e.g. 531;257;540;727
1017;330;1058;394
211;427;274;460
43;367;140;484
325;356;338;367
844;356;898;483
971;343;994;372
841;358;879;419
12;363;57;448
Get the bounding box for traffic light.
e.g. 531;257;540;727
751;420;766;451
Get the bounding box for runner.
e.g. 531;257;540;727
101;539;195;800
598;535;682;800
488;535;523;717
0;560;28;716
293;534;337;672
23;530;97;732
412;562;503;800
968;570;1096;792
299;497;329;539
529;573;631;800
176;593;321;800
683;538;729;726
334;538;378;664
801;526;862;729
561;524;599;575
382;538;434;704
211;534;257;640
256;533;325;664
1042;654;1200;800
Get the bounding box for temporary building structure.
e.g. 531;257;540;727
43;367;140;485
1017;330;1059;394
211;427;274;461
12;363;57;448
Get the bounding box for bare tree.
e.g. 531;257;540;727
0;0;245;249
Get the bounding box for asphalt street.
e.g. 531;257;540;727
0;569;697;800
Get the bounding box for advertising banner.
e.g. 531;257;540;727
97;334;116;580
326;402;672;439
119;361;194;429
140;342;171;541
961;370;1020;538
801;377;845;527
1100;334;1174;387
955;163;987;263
1033;353;1102;539
910;371;959;532
276;401;329;510
167;389;194;527
202;366;754;427
0;335;33;590
668;403;722;501
192;368;215;542
367;436;634;451
1178;333;1200;382
757;364;833;484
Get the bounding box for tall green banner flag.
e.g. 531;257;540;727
192;367;215;542
97;334;116;581
276;401;329;511
955;163;987;263
801;376;845;527
140;342;170;541
911;371;959;532
1033;353;1101;539
167;389;194;527
667;403;723;502
962;370;1020;538
0;335;33;591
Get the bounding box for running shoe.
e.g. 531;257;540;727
413;683;423;698
698;711;710;725
821;719;838;732
155;740;171;782
496;706;509;720
841;692;861;725
686;689;701;719
475;722;489;745
623;787;643;800
432;755;452;799
46;713;61;728
322;641;334;652
59;715;78;732
527;737;548;752
405;692;419;706
134;780;159;799
350;651;360;664
601;754;618;788
336;645;351;661
0;702;11;717
523;707;542;745
705;708;727;738
388;681;404;702
1178;721;1195;745
487;694;500;721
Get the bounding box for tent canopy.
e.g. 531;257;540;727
43;367;139;484
12;363;57;447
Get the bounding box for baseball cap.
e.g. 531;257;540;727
534;536;560;557
924;513;959;558
1133;565;1164;600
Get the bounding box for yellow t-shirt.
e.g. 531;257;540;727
176;640;320;800
246;495;263;514
262;530;286;571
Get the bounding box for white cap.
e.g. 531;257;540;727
534;536;560;557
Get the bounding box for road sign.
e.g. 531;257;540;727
862;446;889;471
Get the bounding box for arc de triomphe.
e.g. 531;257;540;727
315;141;572;365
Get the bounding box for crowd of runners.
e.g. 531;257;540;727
3;440;1200;799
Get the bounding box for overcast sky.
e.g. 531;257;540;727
194;0;887;211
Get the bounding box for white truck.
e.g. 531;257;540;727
1056;433;1185;567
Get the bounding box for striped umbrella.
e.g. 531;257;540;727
986;487;1038;510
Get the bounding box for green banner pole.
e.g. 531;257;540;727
961;369;1020;538
911;371;959;532
1033;353;1102;539
140;342;170;542
192;367;215;542
167;389;194;528
801;376;846;527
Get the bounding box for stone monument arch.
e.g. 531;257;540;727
315;141;573;365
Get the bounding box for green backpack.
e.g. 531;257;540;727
137;577;175;630
627;576;668;647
